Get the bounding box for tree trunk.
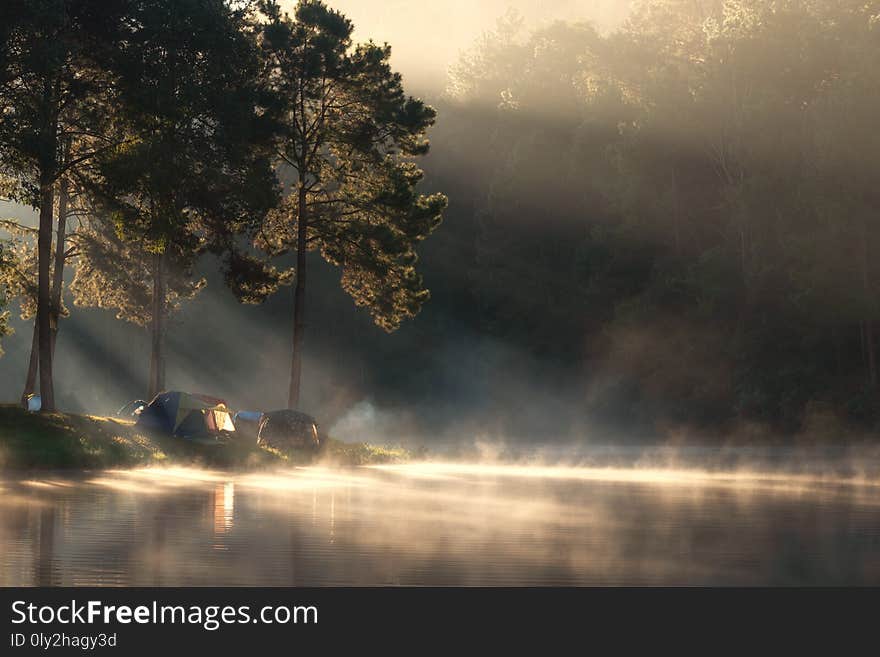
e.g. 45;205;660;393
37;176;55;412
20;322;39;406
21;180;69;405
148;251;166;399
288;184;308;409
50;178;69;358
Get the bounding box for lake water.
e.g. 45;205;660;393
1;462;878;586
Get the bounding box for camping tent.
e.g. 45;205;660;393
257;410;321;452
137;391;235;438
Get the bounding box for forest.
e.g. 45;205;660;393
2;0;880;445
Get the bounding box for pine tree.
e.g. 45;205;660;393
0;0;128;411
70;214;205;355
258;0;447;408
78;0;284;399
0;177;78;403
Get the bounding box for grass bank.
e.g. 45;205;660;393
0;405;409;470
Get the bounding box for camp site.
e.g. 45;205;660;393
18;390;323;453
131;391;322;451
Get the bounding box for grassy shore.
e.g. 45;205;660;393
0;405;408;470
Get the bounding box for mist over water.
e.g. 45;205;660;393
2;461;878;586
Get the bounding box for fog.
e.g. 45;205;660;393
300;0;634;91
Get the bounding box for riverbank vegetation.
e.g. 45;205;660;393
0;405;409;470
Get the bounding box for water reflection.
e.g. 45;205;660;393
0;463;878;586
212;482;235;537
35;506;57;586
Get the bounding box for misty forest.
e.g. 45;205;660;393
2;0;880;446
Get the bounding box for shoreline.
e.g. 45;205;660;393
0;405;408;470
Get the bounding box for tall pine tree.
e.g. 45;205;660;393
0;0;128;411
258;0;447;408
78;0;284;399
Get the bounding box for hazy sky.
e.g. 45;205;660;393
283;1;633;91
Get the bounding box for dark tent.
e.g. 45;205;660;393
137;391;236;439
257;410;321;452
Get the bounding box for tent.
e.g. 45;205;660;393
232;410;263;440
137;391;236;438
257;410;321;452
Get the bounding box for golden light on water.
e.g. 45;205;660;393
369;462;880;496
19;480;55;489
86;476;161;495
61;461;880;501
114;466;229;484
213;482;235;537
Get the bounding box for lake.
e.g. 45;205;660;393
1;461;878;585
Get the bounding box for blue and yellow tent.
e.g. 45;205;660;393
137;391;235;438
